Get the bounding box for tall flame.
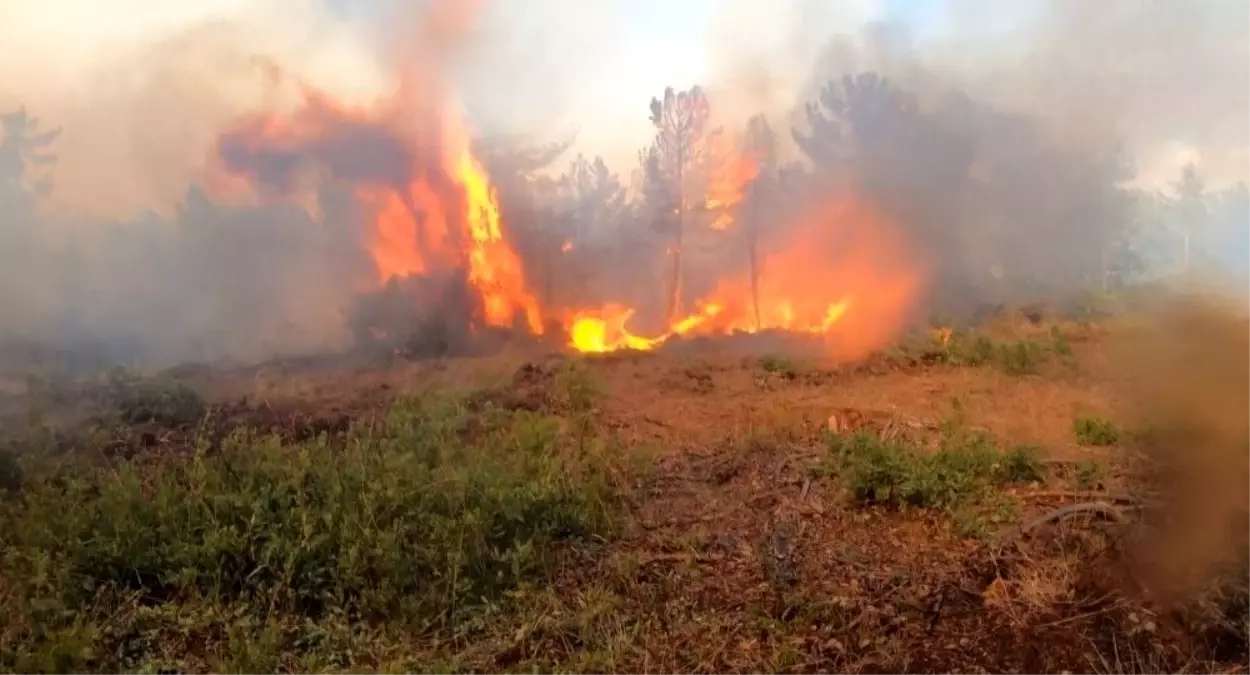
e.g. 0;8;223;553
214;5;921;359
565;194;923;360
454;147;545;333
704;135;762;231
215;72;545;335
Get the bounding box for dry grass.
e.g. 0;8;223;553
0;299;1244;673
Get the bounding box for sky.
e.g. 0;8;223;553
0;0;893;215
0;0;1242;217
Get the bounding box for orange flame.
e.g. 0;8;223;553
565;195;923;360
453;145;545;334
704;136;761;232
215;7;921;358
215;70;545;335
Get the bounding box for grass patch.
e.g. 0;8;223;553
76;367;208;427
1074;459;1106;490
0;393;622;672
1073;415;1120;446
996;339;1046;375
1050;325;1073;358
825;429;1035;511
0;445;23;493
905;330;1056;375
1001;445;1048;483
757;354;797;378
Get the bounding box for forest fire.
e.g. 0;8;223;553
210;6;923;362
564;194;923;358
215;76;546;336
216;76;922;358
704;135;762;232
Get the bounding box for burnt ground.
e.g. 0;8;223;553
0;311;1246;673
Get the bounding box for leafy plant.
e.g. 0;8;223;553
0;395;622;671
1073;415;1120;446
826;430;1018;510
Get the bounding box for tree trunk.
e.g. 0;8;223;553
667;232;683;323
667;152;686;323
748;224;760;330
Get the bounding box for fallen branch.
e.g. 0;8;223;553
1021;490;1145;505
1021;501;1128;532
994;501;1131;550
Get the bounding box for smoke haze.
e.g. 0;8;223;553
0;0;1245;367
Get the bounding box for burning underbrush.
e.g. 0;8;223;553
206;37;928;368
344;270;546;359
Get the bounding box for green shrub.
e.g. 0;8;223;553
996;340;1045;375
826;430;1019;510
1000;445;1047;483
102;369;205;426
938;332;996;367
757;354;797;378
1073;415;1120;446
1049;326;1073;358
1074;459;1106;490
0;395;620;671
0;444;23;493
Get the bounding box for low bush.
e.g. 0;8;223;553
0;394;621;671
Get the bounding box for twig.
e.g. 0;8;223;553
1022;490;1143;505
639;552;726;565
641;414;670;428
1034;601;1127;629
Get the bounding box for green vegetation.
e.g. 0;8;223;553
757;354;798;378
0;392;623;672
1073;415;1120;446
1001;444;1048;484
102;369;206;426
823;429;1043;512
1074;459;1106;490
904;330;1061;375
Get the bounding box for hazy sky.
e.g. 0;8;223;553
0;0;896;215
0;0;1242;217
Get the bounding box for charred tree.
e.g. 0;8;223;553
645;86;713;323
742;115;778;331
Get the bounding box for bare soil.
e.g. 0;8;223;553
4;318;1246;673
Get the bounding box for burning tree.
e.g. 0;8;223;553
560;154;628;244
739;115;777;330
641;86;715;322
794;71;1137;310
524;153;629;309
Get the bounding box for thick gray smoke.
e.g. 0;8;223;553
0;0;1244;369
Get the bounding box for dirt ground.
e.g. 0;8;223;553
4;311;1246;673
